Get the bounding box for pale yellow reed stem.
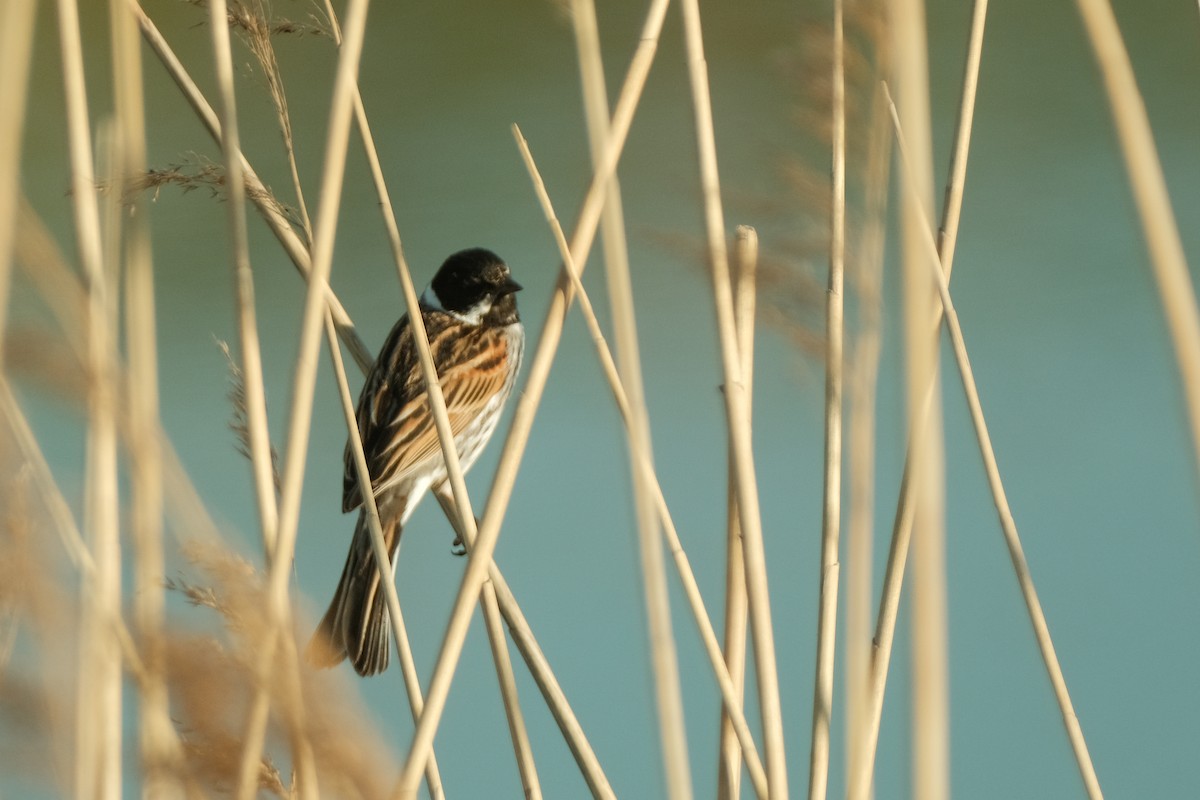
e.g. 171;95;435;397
844;80;891;800
107;0;179;792
204;0;280;561
199;3;318;795
716;226;758;800
0;0;36;353
676;0;788;795
1074;0;1200;491
807;0;845;795
56;0;123;795
237;0;374;794
887;1;950;798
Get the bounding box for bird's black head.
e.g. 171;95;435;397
426;248;522;326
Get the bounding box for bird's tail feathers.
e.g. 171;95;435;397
306;509;401;676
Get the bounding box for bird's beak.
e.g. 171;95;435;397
499;277;523;295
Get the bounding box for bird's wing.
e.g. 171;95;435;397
342;313;511;512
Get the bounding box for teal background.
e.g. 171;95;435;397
12;0;1200;797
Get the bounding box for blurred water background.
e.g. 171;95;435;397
12;0;1200;797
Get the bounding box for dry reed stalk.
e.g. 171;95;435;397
197;3;319;796
676;0;788;795
886;93;1105;800
129;1;374;374
843;79;890;797
393;2;673;793
54;0;124;794
716;226;757;800
513;127;769;799
96;128;129;800
106;0;180;791
807;0;846;796
936;0;987;274
848;0;987;790
323;312;447;800
204;0;281;561
568;2;693;796
1073;0;1200;489
887;1;950;798
0;0;36;355
237;0;374;793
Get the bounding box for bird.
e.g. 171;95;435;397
308;248;524;676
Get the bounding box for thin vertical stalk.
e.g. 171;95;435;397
843;79;890;798
888;91;1105;800
569;2;692;797
237;0;374;794
677;0;788;795
56;0;122;795
205;0;281;560
1074;0;1200;487
98;127;127;800
201;3;317;796
717;226;757;800
937;0;988;272
889;0;949;797
108;0;178;792
808;0;846;795
0;0;37;355
848;0;989;790
393;2;672;792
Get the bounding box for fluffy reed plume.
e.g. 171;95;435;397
131;157;303;230
0;476;71;790
677;1;888;363
161;539;396;799
185;0;332;39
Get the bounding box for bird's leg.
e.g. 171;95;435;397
433;481;474;557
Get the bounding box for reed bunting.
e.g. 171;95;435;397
308;248;524;676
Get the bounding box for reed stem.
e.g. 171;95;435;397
807;0;846;794
677;0;788;794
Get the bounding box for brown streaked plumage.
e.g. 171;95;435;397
308;248;523;676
